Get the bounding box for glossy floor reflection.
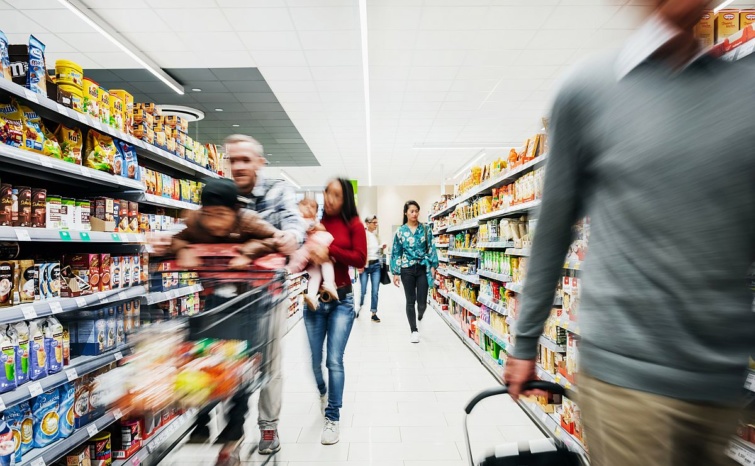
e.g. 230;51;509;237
160;285;543;466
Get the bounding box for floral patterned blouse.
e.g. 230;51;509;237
390;223;438;279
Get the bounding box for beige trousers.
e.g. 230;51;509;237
257;298;287;429
578;374;740;466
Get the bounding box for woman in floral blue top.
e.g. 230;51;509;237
390;200;438;343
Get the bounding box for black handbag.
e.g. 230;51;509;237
380;259;391;285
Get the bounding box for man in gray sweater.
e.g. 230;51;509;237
504;1;755;465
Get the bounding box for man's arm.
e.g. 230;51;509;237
274;181;307;247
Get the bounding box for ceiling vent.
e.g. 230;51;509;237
155;105;205;122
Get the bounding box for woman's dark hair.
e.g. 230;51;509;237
402;200;420;225
330;178;359;223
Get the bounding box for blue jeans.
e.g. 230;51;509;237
359;262;381;312
304;294;355;422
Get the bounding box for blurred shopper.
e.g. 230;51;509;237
391;201;438;343
358;216;385;322
304;178;366;445
504;2;755;465
191;135;305;463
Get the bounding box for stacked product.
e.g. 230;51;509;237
694;8;755;46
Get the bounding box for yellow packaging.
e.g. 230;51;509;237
84;130;116;173
741;10;755;30
59;84;83;113
42;126;62;160
20;105;44;153
110;90;133;131
98;87;110;125
136;102;155;114
716;9;739;43
82;78;99;118
109;93;124;132
155;131;166;148
55;124;82;165
54;59;83;89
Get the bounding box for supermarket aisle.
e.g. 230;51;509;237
162;285;543;466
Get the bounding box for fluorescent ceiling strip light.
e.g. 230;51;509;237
56;0;184;95
280;170;302;189
714;0;736;13
359;0;372;186
453;149;487;179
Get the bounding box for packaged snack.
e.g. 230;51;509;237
0;100;23;147
66;445;90;466
57;382;75;439
28;319;47;381
60;197;75;230
13;259;34;303
54;59;83;89
0;261;13;306
72;309;106;356
111;256;120;290
58;84;84;113
0;184;11;226
110;94;124;131
14;321;29;385
105;308;116;349
88;431;111;465
85;130;116;173
99;254;111;292
99;87;110;126
5;402;32;463
0;325;16;393
45;194;61;230
111;90;133;133
129;202;139;233
0;418;13;465
44;317;63;374
717;9;739;43
26;35;47;96
42;126;62;159
0;31;11;81
116;141;139;180
75;199;90;231
113;144;123;179
62;324;70;366
31;389;60;448
55;124;83;165
13;186;30;227
83;78;99;119
49;261;60;299
20;105;44;153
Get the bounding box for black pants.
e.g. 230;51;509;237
400;264;428;333
194;386;250;442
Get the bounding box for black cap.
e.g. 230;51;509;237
201;178;239;208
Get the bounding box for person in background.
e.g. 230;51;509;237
304;178;366;446
503;1;755;465
391;201;438;344
357;216;385;322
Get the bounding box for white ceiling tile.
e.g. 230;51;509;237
94;9;171;33
5;0;61;8
454;66;508;80
405;80;453;93
367;6;423;30
54;33;120;53
174;32;246;51
408;66;459;81
310;66;361;81
262;66;313;81
415;31;479;50
289;6;358;30
512;49;577;66
238;31;301;51
439;101;483;112
463;49;522;66
217;0;286;6
280;101;324;112
299;30;360;50
305;50;362;66
369;30;418;50
369;48;413;67
315;80;362;93
371;80;406;93
152;50;256;68
223;8;294;31
449;79;498;93
370;66;410;80
412;50;467;67
285;0;354;6
585;29;633;49
276;92;320;103
85;51;139;68
401;101;443;112
442;91;489;103
475;30;537;49
123;32;189;53
558;0;628;4
542;5;620;30
45;52;101;69
482;6;557;29
86;0;150;7
5;32;76;53
146;0;217;7
420;7;490;30
0;1;12;7
154;8;232;32
602;5;649;28
401;92;447;102
18;9;86;33
526;29;593;49
251;50;308;66
369;91;403;103
494;79;547;92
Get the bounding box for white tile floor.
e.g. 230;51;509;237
161;285;543;466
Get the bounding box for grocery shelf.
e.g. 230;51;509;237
478;320;509;352
438;288;448;298
434;305;505;378
0;227;145;243
535;365;577;392
20;408;122;466
447;268;480;285
505;248;531;257
432;227;448;236
438;256;449;263
478;293;507;315
478;269;512;283
434;243;449;249
0;285;148;325
477;241;515;249
505;282;525;294
0;76;218;182
447;249;479;259
551;315;579;335
446;220;479;233
143;284;203;305
539;335;567;353
729;438;755;465
0;143;145;191
139;193;200;211
437;268;449;277
113;409;198;466
477;199;542;222
520;400;587;459
1;346;130;413
447;291;481;316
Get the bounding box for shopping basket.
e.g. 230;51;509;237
464;381;586;466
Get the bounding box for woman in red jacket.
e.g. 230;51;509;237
305;178;367;446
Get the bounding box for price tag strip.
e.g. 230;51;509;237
21;305;37;320
75;297;87;308
49;302;63;314
87;423;99;437
65;368;78;382
30;457;46;466
28;381;43;397
15;229;31;241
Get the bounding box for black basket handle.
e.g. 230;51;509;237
464;381;565;414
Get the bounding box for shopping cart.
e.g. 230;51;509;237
463;381;588;466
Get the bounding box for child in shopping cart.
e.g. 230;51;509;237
286;198;338;310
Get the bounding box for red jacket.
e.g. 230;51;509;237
321;214;367;288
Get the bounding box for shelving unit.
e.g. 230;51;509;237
447;268;480;285
478;269;512;283
478;293;506;315
112;409;198;466
447;249;479;259
447;291;480;316
0;227;145;243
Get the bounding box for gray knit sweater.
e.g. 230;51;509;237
512;52;755;404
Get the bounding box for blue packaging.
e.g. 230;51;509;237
0;419;14;466
0;326;16;394
31;389;59;448
71;309;106;356
4;402;32;463
0;31;10;81
44;318;63;374
26;35;46;96
57;383;74;439
116;141;140;181
27;320;47;381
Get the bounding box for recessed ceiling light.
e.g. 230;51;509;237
232;124;239;127
191;88;201;92
215;108;223;112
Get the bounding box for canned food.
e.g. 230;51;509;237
88;431;111;465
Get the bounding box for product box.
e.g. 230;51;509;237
30;188;46;228
65;445;91;466
71;309;107;356
110;256;121;290
75;199;91;231
0;260;15;306
60;197;75;230
13;259;35;303
741;10;755;30
717;9;739;43
99;254;111;293
117;199;129;232
92;197;114;223
61;254;97;297
13;186;31;227
0;183;13;226
45;194;62;230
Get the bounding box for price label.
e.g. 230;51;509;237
111;233;122;242
28;382;43;397
114;408;123;420
23;88;40;103
114;352;123;361
59;231;72;241
87;424;98;437
30;457;45;466
15;229;31;241
79;232;91;242
77;112;88;124
56;103;69;115
21;305;37;320
100;296;109;304
38;156;53;168
80;167;93;178
131;457;141;466
49;302;63;314
746;372;755;392
65;368;78;381
0;397;6;411
118;292;127;301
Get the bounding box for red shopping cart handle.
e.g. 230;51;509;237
464;381;565;414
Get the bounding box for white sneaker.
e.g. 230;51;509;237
321;418;340;445
320;393;328;416
410;331;420;343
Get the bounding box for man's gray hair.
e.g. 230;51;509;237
224;134;265;159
